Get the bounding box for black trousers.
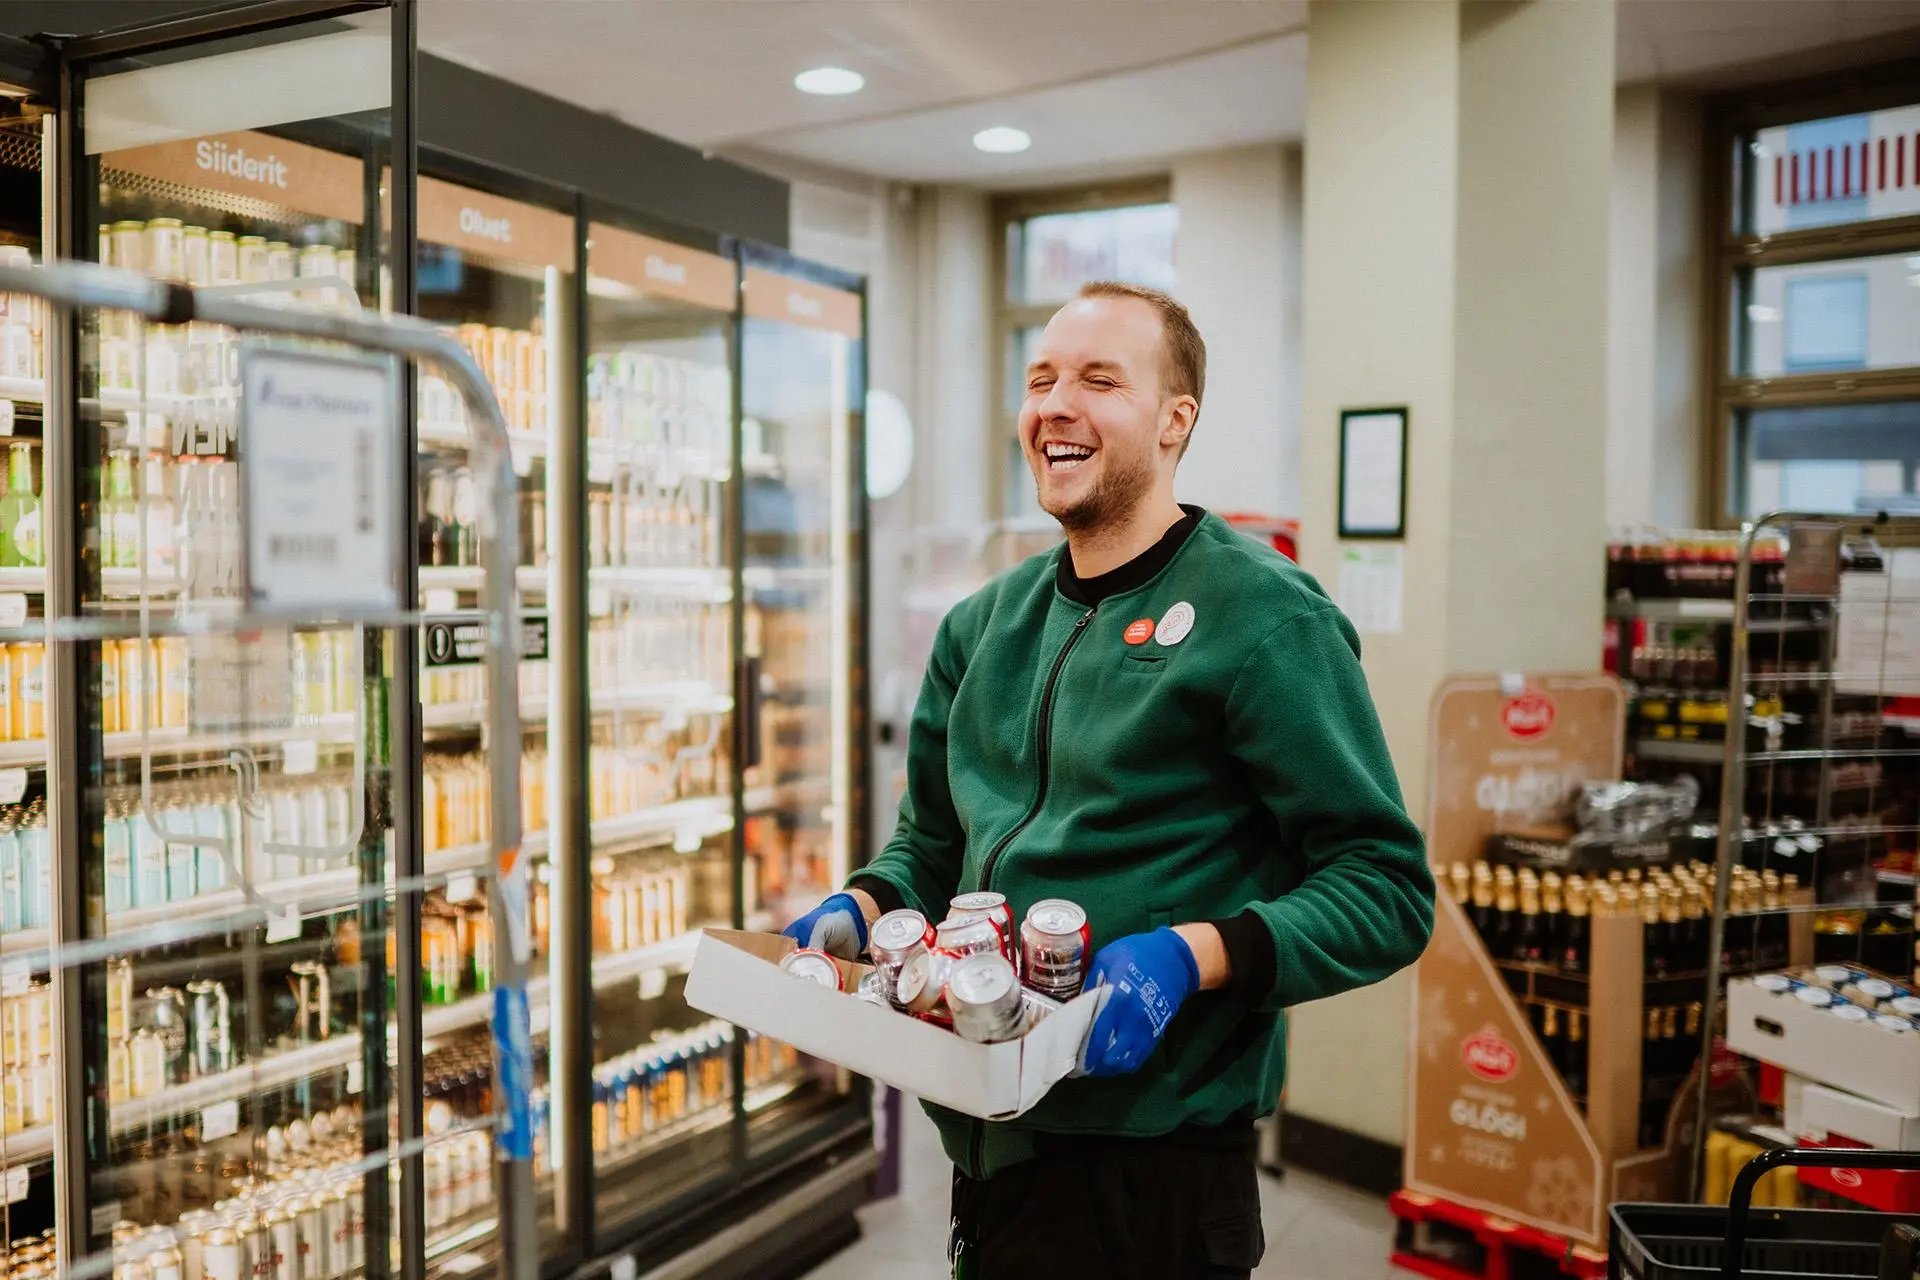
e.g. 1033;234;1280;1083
947;1131;1266;1279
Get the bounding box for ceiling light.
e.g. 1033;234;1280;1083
795;66;864;96
972;126;1032;154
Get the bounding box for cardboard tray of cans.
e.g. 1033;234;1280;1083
1726;965;1920;1113
683;929;1102;1121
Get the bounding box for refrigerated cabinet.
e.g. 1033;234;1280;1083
0;6;874;1279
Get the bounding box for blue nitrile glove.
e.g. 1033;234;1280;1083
1081;927;1200;1077
780;892;869;961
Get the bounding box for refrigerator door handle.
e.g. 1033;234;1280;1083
737;653;765;770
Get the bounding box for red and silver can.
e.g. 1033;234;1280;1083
947;892;1014;957
779;949;844;990
869;909;934;1007
1020;899;1092;1000
947;953;1025;1043
896;949;953;1017
933;914;1004;966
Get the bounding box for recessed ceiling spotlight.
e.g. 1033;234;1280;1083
795;66;864;96
972;126;1032;154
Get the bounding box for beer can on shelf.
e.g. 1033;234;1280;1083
176;1208;213;1280
933;914;1003;965
200;1230;240;1280
1020;899;1092;1000
778;948;842;990
264;1208;296;1280
289;962;330;1042
948;953;1025;1044
869;908;934;1007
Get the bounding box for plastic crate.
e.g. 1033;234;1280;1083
1609;1147;1920;1279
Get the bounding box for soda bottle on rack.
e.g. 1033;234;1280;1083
0;441;41;567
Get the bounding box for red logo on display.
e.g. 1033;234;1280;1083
1831;1168;1864;1189
1462;1028;1520;1082
1501;693;1556;741
1123;619;1155;645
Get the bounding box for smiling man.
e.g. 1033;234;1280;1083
784;281;1434;1279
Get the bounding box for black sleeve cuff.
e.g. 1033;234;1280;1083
1207;910;1277;1001
847;874;907;918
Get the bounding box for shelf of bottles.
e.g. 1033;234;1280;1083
736;258;863;1161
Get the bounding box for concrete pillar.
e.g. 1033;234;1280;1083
1288;0;1615;1148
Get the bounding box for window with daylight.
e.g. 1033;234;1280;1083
992;182;1177;520
1710;66;1920;522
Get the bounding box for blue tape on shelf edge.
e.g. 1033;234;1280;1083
492;983;535;1162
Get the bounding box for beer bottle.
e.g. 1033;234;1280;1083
1661;885;1684;974
1727;876;1754;972
1493;870;1518;959
1539;1004;1564;1075
1541;875;1565;965
1564;1009;1589;1099
1682;881;1708;974
1607;869;1626;888
1642;882;1668;978
1448;861;1472;907
1561;879;1592;975
1517;880;1546;965
1640;1007;1665;1148
1760;870;1786;969
1470;866;1498;947
1681;1002;1704;1080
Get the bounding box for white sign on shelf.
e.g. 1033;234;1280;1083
637;968;669;1001
0;960;31;996
201;1099;241;1141
346;1058;363;1095
0;594;27;629
265;908;302;943
0;768;27;804
0;399;13;436
281;738;319;775
240;345;402;616
4;1165;28;1205
445;871;479;904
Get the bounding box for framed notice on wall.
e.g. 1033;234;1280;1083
1337;406;1407;540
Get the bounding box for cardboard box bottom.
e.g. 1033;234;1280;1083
682;929;1101;1121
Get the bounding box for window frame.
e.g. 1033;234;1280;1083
988;177;1173;521
1703;59;1920;526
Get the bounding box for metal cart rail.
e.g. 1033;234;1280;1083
0;258;536;1280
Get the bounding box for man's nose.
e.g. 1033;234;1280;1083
1037;379;1077;421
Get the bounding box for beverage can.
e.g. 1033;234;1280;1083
201;1230;241;1280
947;953;1024;1043
947;891;1014;956
896;948;953;1016
1020;898;1091;1000
187;979;232;1077
778;948;842;990
933;914;1003;964
869;908;933;1007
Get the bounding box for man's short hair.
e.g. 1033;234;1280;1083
1077;280;1206;454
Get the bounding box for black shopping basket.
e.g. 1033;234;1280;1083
1610;1148;1920;1279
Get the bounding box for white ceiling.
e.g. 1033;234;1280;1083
420;0;1920;186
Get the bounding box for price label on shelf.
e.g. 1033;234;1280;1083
424;587;458;614
663;707;689;733
672;827;702;855
0;769;26;805
637;968;668;1002
0;594;27;629
201;1099;241;1141
588;586;612;618
608;1256;637;1280
587;449;614;485
4;1165;28;1206
282;739;319;776
346;1059;363;1095
511;441;535;479
445;872;479;904
0;960;32;996
442;1255;487;1276
90;1202;123;1236
266;908;302;943
0;399;14;437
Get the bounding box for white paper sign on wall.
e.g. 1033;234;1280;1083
240;345;402;616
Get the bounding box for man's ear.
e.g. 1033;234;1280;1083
1161;396;1198;450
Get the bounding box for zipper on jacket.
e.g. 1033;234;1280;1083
975;606;1095;897
969;605;1095;1178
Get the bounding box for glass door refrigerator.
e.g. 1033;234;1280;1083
0;34;54;1269
409;163;572;1273
735;246;869;1167
55;10;420;1280
577;213;745;1247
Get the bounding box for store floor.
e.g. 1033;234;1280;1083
804;1102;1422;1279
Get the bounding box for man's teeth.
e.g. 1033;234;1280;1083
1044;443;1094;470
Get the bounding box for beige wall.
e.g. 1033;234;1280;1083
1170;143;1303;518
1289;0;1613;1147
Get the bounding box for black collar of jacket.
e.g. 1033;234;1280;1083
1056;504;1206;608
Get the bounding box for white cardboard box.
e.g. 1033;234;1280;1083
1726;977;1920;1113
1795;1079;1920;1150
683;929;1102;1121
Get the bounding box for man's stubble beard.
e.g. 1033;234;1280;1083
1039;443;1157;533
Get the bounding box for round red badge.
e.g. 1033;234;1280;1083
1123;618;1155;645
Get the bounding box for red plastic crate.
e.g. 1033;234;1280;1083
1390;1189;1609;1280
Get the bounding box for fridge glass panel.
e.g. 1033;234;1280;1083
0;70;51;1264
738;264;862;1156
412;172;570;1265
72;15;411;1278
582;222;739;1235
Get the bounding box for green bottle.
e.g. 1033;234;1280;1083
105;452;138;570
0;443;41;568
